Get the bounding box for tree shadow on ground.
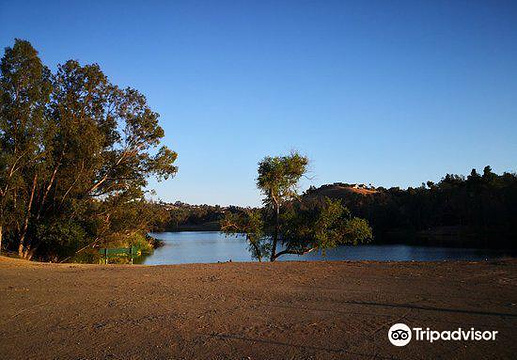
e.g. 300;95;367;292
342;300;517;318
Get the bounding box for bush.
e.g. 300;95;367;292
34;220;89;261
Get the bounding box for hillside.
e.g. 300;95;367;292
305;183;379;199
303;169;517;248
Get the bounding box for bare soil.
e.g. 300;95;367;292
0;256;516;359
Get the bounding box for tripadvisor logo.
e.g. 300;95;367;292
388;323;498;347
388;323;412;346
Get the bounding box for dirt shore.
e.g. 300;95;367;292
1;257;516;359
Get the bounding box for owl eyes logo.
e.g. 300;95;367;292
391;329;410;340
388;323;412;346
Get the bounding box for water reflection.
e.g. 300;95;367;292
141;231;515;265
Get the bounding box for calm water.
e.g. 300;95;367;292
142;231;514;265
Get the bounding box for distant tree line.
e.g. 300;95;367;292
167;166;517;249
0;39;177;261
306;166;517;247
163;202;226;230
150;202;253;231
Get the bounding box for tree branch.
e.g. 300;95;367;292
273;246;317;260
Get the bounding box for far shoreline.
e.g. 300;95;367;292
150;227;516;251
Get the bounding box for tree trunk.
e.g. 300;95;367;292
37;153;63;220
25;245;37;260
270;202;280;262
0;225;2;255
250;240;262;262
18;174;37;258
272;246;316;261
17;237;25;257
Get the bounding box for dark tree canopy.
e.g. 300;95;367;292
304;166;517;248
0;39;177;260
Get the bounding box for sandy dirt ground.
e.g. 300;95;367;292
0;256;516;359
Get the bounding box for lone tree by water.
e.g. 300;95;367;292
222;152;372;261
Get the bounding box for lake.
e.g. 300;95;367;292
142;231;515;265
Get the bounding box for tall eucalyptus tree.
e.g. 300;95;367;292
0;39;178;259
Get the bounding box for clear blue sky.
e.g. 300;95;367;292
1;0;516;206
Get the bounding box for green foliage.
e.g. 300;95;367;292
34;220;88;261
278;197;372;257
222;208;271;261
105;232;154;254
131;233;155;253
257;152;309;206
0;39;53;252
342;218;374;245
282;198;371;250
72;248;103;264
224;152;372;261
0;39;178;260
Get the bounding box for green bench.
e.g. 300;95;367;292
98;246;140;264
